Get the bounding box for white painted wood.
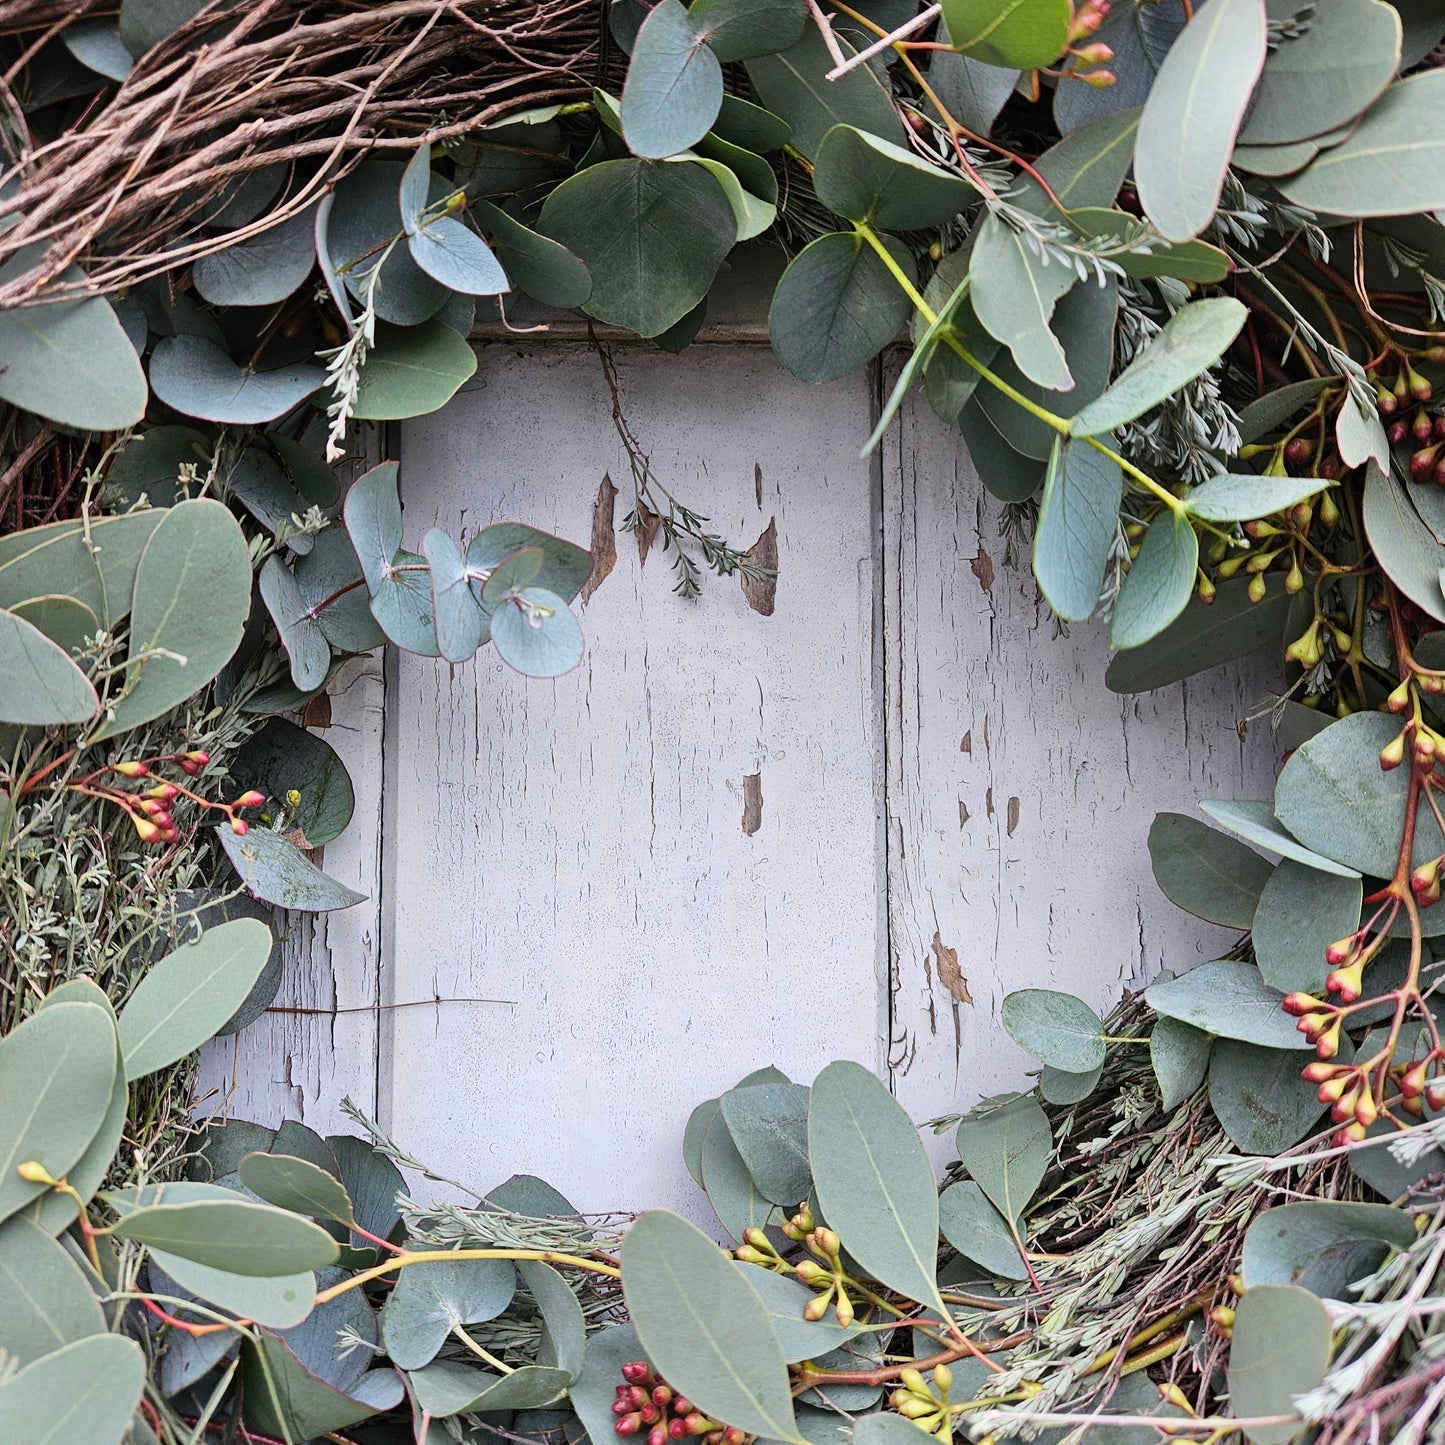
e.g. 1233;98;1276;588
384;345;888;1214
880;359;1282;1156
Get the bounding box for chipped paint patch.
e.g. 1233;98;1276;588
581;473;618;604
741;517;778;617
742;771;764;835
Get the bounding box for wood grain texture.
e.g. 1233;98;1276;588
881;363;1281;1157
384;345;888;1214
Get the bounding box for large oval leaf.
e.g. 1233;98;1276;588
0;248;146;431
1199;799;1361;880
476;201;592;309
1236;0;1400;147
1242;1201;1414;1300
1252;862;1362;996
0;1001;118;1226
1277;70;1445;216
117;918;274;1080
955;1092;1050;1224
732;1262;863;1362
1109;508;1199;650
809;1061;944;1312
813;124;976;229
381;1251;516;1370
1362;462;1445;623
407;217;510;297
0;1334;143;1445
150;335;323;424
1032;438;1122;623
938;1179;1028;1280
690;0;807;61
232;717;355;849
0;608;98;725
1209;1040;1324;1154
423;527;489;663
351;320;479;421
622;0;724;159
260;554;333;693
1147;961;1309;1051
1135;0;1267;241
622;1209;803;1443
969;211;1074;390
0;1214;107;1365
539;159;735;337
1148;812;1274;928
1001;989;1106;1073
1275;709;1445;878
96;498;252;737
490;588;583;677
769;231;914;383
1226;1285;1332;1445
718;1081;811;1206
193;206;318;306
149;1250;316;1330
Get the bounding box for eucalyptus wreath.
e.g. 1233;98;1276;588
5;0;1445;1442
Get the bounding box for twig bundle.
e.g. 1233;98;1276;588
0;0;605;307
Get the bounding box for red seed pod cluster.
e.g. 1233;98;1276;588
612;1364;748;1445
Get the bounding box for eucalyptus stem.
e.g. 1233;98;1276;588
312;1247;621;1307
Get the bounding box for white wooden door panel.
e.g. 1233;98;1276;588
384;345;887;1213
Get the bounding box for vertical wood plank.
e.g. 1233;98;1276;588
882;369;1281;1154
383;345;888;1214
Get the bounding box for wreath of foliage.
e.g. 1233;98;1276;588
5;0;1445;1442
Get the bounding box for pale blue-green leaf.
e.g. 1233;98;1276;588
1252;862;1362;995
1185;471;1331;523
1014;107;1141;217
927;41;1018;137
1237;0;1400;147
342;461;401;592
118;918;273;1079
476;201;593;309
490;587;583;677
1363;462;1445;623
719;1081;811;1206
149;1249;315;1330
809;1061;945;1312
0;1335;143;1445
1033;438;1122;622
149;335;322;424
1198;800;1361;879
228;448;314;552
0;1214;107;1365
381;1251;516;1370
409;1362;570;1415
1226;1285;1332;1445
295;526;385;653
622;0;723;159
1135;0;1266;240
369;550;439;656
218;824;367;912
0;510;163;628
1109;509;1199;649
970;211;1074;389
96;498;252;737
521;1260;587;1379
1337;394;1389;470
0;1001;118;1226
1149;812;1274;928
955;1093;1050;1222
1275;709;1445;878
423;528;489;663
62;18;134;80
937;1180;1028;1279
1150;1017;1212;1111
467;523;592;605
1209;1041;1326;1154
669;153;776;240
1277;71;1445;217
622;1209;802;1443
193;206;317;306
408;217;510;296
240;1152;355;1226
1147;961;1309;1050
351;320;479;421
1001;988;1106;1072
0;608;98;725
690;0;807;61
1242;1201;1414;1300
1071;298;1247;436
814;124;976;228
732;1263;864;1361
260;555;332;693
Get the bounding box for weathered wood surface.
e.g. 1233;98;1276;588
212;331;1282;1207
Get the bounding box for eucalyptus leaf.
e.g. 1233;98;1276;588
1242;1201;1414;1300
1274;709;1445;879
690;0;807;61
809;1060;946;1312
296;526;386;653
1001;988;1107;1073
1071;299;1248;437
719;1081;812;1206
938;1180;1028;1280
467;523;592;605
243;1332;401;1439
769;231;914;383
959;396;1047;501
521;1260;587;1379
0;1335;144;1445
260;554;333;694
148;1250;315;1331
1226;1285;1333;1445
700;1092;776;1240
0;1214;107;1365
539;159;735;337
1237;0;1401;147
1277;71;1445;217
928;45;1019;138
1186;472;1331;524
232;716;355;849
424;527;489;663
97;498;252;737
732;1263;864;1362
1135;0;1267;240
193;206;318;307
0;247;147;431
352;320;479;421
1199;799;1362;879
227;447;314;551
1148;812;1275;928
744;25;906;160
970;211;1074;390
490;588;583;677
409;1362;571;1415
369;549;440;656
1252;862;1363;995
381;1250;517;1370
1150;1017;1213;1111
955;1093;1050;1225
1209;1039;1326;1154
1040;1061;1103;1105
476;201;593;309
621;0;724;159
939;0;1070;69
712;94;793;152
217;824;367;912
0;1001;118;1226
118;918;273;1079
1033;437;1122;622
149;335;323;424
1109;509;1199;650
1147;960;1308;1050
1054;5;1183;134
813;124;976;228
1105;575;1292;692
1362;462;1445;623
408;215;510;297
622;1209;802;1444
105;426;213;509
0;608;98;725
240;1152;355;1226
